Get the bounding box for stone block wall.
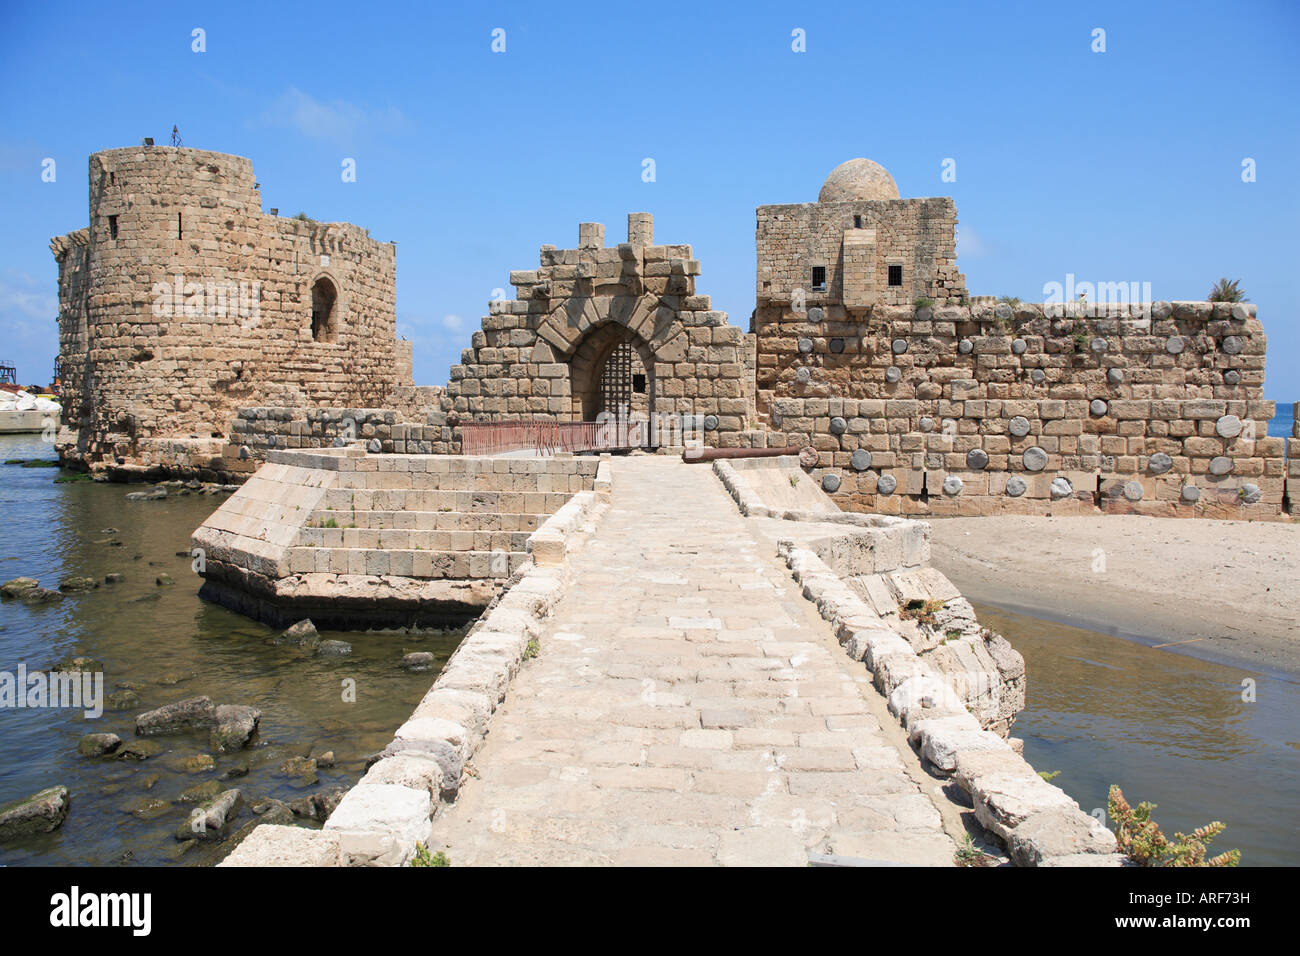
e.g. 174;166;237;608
51;146;409;477
742;300;1287;518
756;197;965;314
436;214;755;450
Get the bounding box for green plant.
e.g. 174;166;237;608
899;598;946;628
1208;278;1247;303
523;638;540;661
1072;331;1089;353
1037;770;1061;783
954;833;991;867
788;473;801;487
410;842;450;867
913;296;935;310
1108;785;1240;867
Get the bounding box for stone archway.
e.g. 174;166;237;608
569;321;655;422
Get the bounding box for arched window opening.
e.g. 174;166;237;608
311;277;337;343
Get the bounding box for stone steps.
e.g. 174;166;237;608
321;488;574;514
285;546;526;579
305;509;546;532
295;526;532;553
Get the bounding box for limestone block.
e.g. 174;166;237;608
972;773;1079;841
1006;808;1119;867
218;825;341;867
323;783;433;867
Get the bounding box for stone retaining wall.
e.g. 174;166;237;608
192;447;599;628
220;472;611;866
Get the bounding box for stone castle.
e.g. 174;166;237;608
52;147;1295;519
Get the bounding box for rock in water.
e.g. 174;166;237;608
125;488;167;502
107;688;141;711
289;786;347;822
58;576;99;592
401;651;435;672
115;739;162;761
19;587;64;606
176;780;221;804
317;639;352;657
279;756;318;778
135;695;215;736
0;786;70;840
77;733;122;757
277;619;320;649
210;704;261;753
1;577;39;599
175;788;243;842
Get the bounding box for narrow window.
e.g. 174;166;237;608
888;264;903;287
311;276;338;342
853;215;862;228
811;266;827;291
108;215;118;240
177;212;183;239
632;373;647;394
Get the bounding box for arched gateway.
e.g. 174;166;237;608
441;214;752;449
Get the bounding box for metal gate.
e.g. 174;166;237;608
598;342;634;419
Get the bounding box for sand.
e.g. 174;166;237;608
925;515;1300;675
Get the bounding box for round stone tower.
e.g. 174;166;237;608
51;145;401;477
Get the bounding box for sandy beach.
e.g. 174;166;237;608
926;515;1300;676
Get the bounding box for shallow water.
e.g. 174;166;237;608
0;435;466;866
977;602;1300;867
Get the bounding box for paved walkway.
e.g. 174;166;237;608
428;456;959;866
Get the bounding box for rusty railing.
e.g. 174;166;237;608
458;419;648;457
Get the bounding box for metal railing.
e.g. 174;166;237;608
458;419;648;457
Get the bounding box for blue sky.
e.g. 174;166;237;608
2;0;1297;403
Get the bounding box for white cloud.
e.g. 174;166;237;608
955;224;990;259
260;87;408;144
0;271;57;321
440;314;464;332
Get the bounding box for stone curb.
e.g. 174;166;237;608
776;540;1123;867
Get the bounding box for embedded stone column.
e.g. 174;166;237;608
627;212;653;247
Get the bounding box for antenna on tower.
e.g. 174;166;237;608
170;125;183;147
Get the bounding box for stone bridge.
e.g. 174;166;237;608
221;454;1121;868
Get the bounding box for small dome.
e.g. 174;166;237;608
818;158;899;203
